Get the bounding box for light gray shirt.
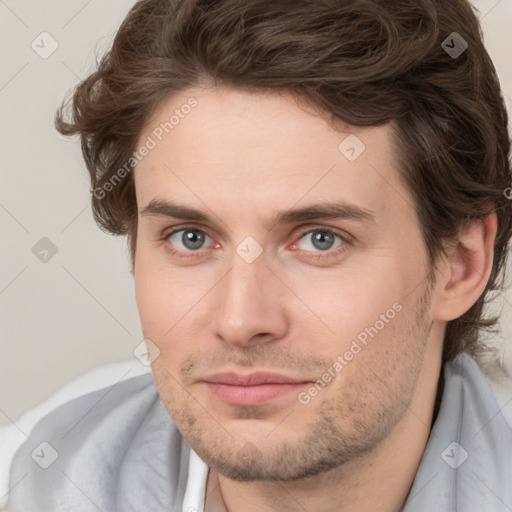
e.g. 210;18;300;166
5;353;512;511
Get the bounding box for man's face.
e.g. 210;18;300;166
133;86;440;481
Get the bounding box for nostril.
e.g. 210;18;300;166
249;332;273;343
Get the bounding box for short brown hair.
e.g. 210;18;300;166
55;0;512;363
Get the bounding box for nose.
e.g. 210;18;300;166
212;253;289;348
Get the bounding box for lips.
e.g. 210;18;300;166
202;372;308;386
200;372;311;406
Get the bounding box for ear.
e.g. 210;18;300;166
431;211;498;322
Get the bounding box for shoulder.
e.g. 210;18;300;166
14;370;159;446
442;352;512;439
1;365;185;510
448;352;512;421
4;370;158;473
445;352;508;410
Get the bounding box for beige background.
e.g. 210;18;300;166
1;0;511;427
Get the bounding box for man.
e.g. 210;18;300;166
4;0;512;510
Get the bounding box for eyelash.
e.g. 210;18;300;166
161;225;351;261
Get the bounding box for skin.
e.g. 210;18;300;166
133;85;497;512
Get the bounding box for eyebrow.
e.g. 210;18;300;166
140;199;376;226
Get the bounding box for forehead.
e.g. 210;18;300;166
134;86;412;224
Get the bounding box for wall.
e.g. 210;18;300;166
1;0;511;426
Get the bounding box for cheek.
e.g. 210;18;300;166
287;264;409;352
134;246;180;344
134;248;215;361
134;251;163;329
134;242;177;313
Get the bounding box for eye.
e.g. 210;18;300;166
294;229;346;253
167;228;213;252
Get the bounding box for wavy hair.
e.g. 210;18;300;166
55;0;512;363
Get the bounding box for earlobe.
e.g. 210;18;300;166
432;212;497;322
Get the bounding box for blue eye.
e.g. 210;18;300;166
163;226;350;262
296;230;344;252
167;229;212;251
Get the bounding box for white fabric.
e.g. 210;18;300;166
0;359;151;509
